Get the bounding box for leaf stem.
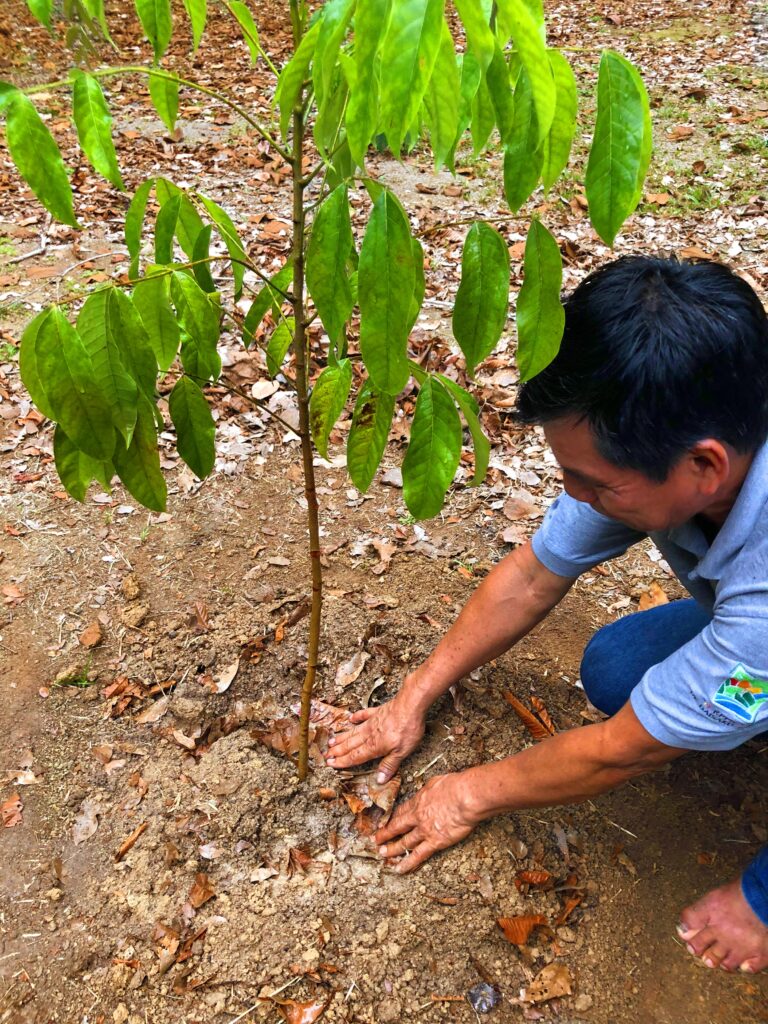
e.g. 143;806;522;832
216;0;280;78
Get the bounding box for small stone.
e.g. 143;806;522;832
46;888;63;902
467;982;501;1013
121;575;141;601
302;948;320;964
79;622;103;648
121;604;148;629
574;994;593;1012
375;920;389;942
376;997;402;1023
113;1004;130;1024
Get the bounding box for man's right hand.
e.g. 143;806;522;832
325;691;426;782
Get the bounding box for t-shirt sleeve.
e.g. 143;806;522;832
631;557;768;750
531;492;646;578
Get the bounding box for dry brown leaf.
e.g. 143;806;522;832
554;894;583;926
286;845;313;877
1;792;23;827
188;872;215;908
72;798;101;844
638;581;669;611
190;601;210;633
215;658;240;694
514;869;553;891
78;622;103;647
334;650;370;689
115;821;148;862
522;963;573;1003
2;583;24;606
503;488;538;521
91;743;114;764
502;691;556;741
667;124;695;141
274;998;329;1024
497;914;547;945
371;538;397;574
135;695;170;724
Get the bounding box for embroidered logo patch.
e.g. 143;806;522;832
713;664;768;724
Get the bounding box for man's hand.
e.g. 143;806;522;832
374;771;481;873
325;694;426;781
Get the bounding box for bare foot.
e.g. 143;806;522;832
678;878;768;972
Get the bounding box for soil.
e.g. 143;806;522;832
1;1;768;1023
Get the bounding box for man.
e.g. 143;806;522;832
326;256;768;974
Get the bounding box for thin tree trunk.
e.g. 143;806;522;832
289;0;323;782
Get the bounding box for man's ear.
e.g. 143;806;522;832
687;439;730;495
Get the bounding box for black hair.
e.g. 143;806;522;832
516;255;768;481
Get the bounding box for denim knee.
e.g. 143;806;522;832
580;627;633;716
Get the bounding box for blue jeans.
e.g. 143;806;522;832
580;599;768;926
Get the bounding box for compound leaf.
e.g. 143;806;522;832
346;381;395;492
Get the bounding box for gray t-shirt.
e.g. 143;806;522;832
531;440;768;751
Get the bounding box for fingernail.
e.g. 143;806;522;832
686;944;696;956
376;772;386;784
327;757;335;765
379;846;387;856
328;737;335;747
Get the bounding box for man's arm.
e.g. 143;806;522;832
376;702;688;872
326;542;574;776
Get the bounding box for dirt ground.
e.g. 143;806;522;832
1;0;768;1022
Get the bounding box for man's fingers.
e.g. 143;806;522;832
378;829;420;860
396;842;434;874
374;754;402;784
375;805;415;845
349;708;376;724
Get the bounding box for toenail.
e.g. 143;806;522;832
686;943;696;955
739;963;755;974
703;957;715;969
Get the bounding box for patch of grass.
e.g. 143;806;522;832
0;300;25;320
0;341;17;360
0;235;17;258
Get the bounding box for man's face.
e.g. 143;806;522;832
542;415;716;533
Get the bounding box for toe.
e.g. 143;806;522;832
700;940;731;970
686;925;719;959
679;901;710;941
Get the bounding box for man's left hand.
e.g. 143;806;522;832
375;771;482;873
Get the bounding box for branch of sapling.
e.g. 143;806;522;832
25;67;291;165
166;368;299;436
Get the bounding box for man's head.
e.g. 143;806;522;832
516;256;768;532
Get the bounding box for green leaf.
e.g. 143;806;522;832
148;71;179;132
516;218;564;381
135;0;173;62
402;376;462;519
104;288;159;402
446;52;481;170
169;376;215;478
309;359;353;460
192;224;216;292
154;192;182;264
585;50;651;246
53;424;113;503
229;0;260;63
132;271;180;371
126;178;155;279
71;71;124;189
496;0;545;45
113;394;166;511
2;88;78;227
470;71;495;155
314;0;356;109
541;49;577;191
423;19;459;169
379;0;445;153
306;185;354;345
407;236;425;334
346;381;395;492
453;0;494;70
346;0;390;166
156;179;206;259
436;374;489;486
31;307;116;461
182;0;207;51
358;189;415;395
197;193;247;299
266;318;295;378
243;262;293;348
19;309;57;422
77;290;140;446
275;20;320;139
503;67;542;212
26;0;53;29
83;0;115;46
452;221;510;376
172;271;221;381
504;0;554;143
314;64;349;156
485;42;514;143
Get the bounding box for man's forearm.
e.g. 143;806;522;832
399;542;573;715
462;709;686;821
